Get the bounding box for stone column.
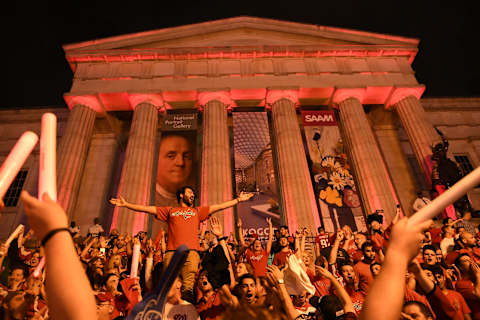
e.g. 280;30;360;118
112;94;162;235
198;91;234;235
267;90;320;232
333;88;399;223
387;87;438;183
58;96;99;219
369;106;418;216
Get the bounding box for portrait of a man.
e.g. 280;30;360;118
155;132;196;208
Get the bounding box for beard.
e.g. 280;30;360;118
182;196;195;207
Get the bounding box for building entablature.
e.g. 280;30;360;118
64;85;426;112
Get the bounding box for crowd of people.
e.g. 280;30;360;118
0;186;479;320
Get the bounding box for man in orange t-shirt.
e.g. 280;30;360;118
110;186;253;302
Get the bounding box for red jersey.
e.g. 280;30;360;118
315;234;331;249
245;248;269;277
156;206;210;251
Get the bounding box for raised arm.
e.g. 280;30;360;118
21;191;96;320
236;218;246;248
210;216;236;287
266;265;300;320
266;217;273;254
109;196;157;215
208;192;253;215
328;230;344;265
359;217;432;320
316;265;355;314
409;260;434;293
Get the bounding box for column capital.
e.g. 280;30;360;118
64;94;103;113
265;89;299;109
330;87;366;107
196;90;236;111
128;93;165;112
385;85;426;109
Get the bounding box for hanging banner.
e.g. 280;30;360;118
301;110;367;233
232;112;281;239
152;113;199;236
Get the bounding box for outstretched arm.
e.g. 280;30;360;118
110;196;156;215
21;191;96;320
208;192;254;215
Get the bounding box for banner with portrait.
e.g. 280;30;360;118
302;110;367;233
232;112;280;241
152;112;199;235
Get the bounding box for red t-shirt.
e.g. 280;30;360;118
345;286;365;315
273;250;291;268
156;206;210;251
456;279;480;319
429;227;443;245
311;276;332;297
245;248;269;277
426;286;463;320
353;261;374;293
196;291;224;320
444;289;471;316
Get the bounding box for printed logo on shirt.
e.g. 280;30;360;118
171;208;196;220
250;254;264;261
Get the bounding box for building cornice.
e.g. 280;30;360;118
65;45;417;73
421;97;480;111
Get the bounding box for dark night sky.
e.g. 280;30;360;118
0;1;478;109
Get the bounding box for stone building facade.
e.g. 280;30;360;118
0;17;479;238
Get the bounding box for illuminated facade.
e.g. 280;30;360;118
0;17;479;238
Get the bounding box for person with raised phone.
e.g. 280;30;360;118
110;186;253;302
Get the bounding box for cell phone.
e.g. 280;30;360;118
99;248;106;255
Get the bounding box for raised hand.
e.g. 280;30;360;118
302;227;309;236
210;216;223;238
315;265;334;280
335;230;344;242
266;217;272;227
237;192;254;202
0;243;8;257
109;196;127;207
389;217;432;263
266;265;285;285
20;191;68;240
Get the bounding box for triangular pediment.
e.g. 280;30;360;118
64;16;418;52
